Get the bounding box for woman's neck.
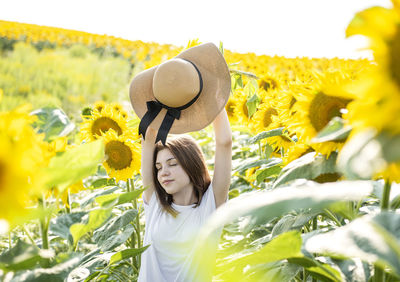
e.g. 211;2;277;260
172;184;197;206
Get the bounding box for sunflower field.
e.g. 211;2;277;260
1;1;400;281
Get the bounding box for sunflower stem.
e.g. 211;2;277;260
323;209;342;227
130;178;142;267
66;191;71;213
39;195;49;250
126;180;137;268
381;180;391;211
22;225;37;247
8;231;11;249
374;266;385;282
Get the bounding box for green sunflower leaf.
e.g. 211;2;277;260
312;117;351;143
30;107;75;142
0;240;54;271
273;152;338;188
95;189;145;207
70;207;112;248
338;130;400;180
109;246;150;265
44;139;105;191
248;127;284;144
93;209;138;251
197;180;373;241
304;212;400;277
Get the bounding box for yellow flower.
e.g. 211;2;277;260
283;142;314;165
288;73;353;156
232;90;253;128
268;128;296;153
225;96;238;124
375;162;400;183
93;100;106;113
102;129;141;182
257;73;282;93
250;100;279;134
80;104;128;142
184;39;202;50
109;102;128;120
0;105;47;226
344;4;400;135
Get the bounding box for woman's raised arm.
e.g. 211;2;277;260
141;127;157;204
211;108;232;208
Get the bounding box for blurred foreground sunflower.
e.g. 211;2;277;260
345;1;400;135
0;105;47;226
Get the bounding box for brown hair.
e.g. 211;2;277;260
153;135;211;217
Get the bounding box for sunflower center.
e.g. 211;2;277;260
389;25;400;89
91;117;122;138
0;161;4;190
263;108;278;127
309;92;350;132
314;173;341;183
242;102;249;118
260;78;278;91
226;100;235;117
105;140;133;170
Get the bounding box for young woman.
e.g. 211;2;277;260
138;108;232;282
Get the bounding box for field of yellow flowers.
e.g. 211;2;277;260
1;1;400;280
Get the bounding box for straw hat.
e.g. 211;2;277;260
129;42;231;144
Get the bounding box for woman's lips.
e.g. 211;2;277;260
162;180;173;185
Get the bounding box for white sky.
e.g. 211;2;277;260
0;0;393;59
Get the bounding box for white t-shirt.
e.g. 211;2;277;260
138;183;222;282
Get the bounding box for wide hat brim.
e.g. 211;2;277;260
129;42;231;134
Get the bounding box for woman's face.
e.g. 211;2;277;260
155;149;191;195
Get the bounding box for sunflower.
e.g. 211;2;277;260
102;129;141;182
283;142;314;166
109;102;128;119
268;127;296;153
232;90;253;128
80;104;128;142
225;95;238;124
257;73;282;92
375;162;400;183
0;105;46;226
250;99;279;134
288;72;353;156
344;3;400;135
93;100;106;113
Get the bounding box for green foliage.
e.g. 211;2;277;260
0;42;131;119
31;107;75;141
70;207;112;249
109;246;149;265
0;240;53;271
273;152;339;188
44;139;105;191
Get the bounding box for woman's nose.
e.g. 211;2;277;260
160;167;170;176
